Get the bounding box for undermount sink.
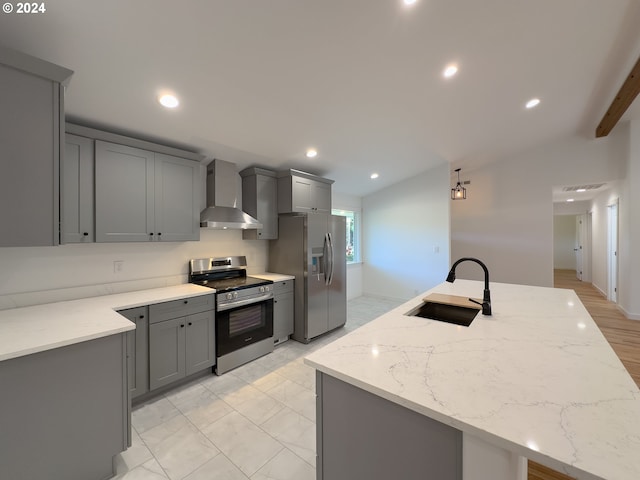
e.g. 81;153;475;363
405;301;479;327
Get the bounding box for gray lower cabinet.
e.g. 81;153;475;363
149;317;187;389
317;372;462;480
0;334;128;480
148;295;215;390
118;305;149;399
62;133;95;243
95;140;200;243
0;47;72;247
273;279;294;343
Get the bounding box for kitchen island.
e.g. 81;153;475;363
0;284;213;480
305;280;640;480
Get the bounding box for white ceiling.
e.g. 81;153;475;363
1;0;640;196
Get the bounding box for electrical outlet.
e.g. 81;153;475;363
113;261;124;273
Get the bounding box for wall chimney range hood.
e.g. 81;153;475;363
200;159;263;229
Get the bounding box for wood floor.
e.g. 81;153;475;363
528;270;640;480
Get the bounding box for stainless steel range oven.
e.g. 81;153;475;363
189;256;274;375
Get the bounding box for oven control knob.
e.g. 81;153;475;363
233;292;238;299
226;293;233;300
259;286;265;293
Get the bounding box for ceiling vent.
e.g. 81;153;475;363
562;183;606;192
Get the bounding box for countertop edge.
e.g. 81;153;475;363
0;284;215;362
304;358;600;480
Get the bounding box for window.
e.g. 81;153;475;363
332;209;360;264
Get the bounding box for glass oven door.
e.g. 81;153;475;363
216;298;274;356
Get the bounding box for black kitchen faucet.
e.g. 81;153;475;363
446;257;492;316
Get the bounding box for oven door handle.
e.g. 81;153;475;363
217;294;273;312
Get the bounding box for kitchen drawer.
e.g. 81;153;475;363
273;279;294;294
149;294;215;324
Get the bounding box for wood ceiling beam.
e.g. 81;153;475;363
596;55;640;138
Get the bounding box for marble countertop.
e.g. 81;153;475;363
305;280;640;480
251;272;295;282
0;284;214;362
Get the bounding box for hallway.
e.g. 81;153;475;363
554;269;640;386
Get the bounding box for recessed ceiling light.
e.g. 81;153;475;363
306;149;318;158
370;173;379;179
403;0;417;5
567;198;574;202
526;98;540;109
158;94;179;109
443;64;458;78
576;188;586;192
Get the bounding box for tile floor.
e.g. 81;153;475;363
113;295;404;480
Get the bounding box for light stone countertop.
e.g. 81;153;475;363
0;284;214;362
251;272;295;282
305;279;640;480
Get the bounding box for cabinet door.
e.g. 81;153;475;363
95;141;155;242
149;317;186;390
313;181;332;214
119;306;149;398
62;134;94;243
154;153;200;242
256;175;278;239
0;64;61;247
274;291;294;340
291;176;314;212
185;310;215;375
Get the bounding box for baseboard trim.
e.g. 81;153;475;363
592;282;607;298
617;304;640;321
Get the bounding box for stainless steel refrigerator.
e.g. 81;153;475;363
269;213;346;343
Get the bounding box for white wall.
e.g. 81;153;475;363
333;191;363;300
362;162;450;300
0;229;268;305
451;129;628;288
589;186;622;297
619;118;640;318
553;215;576;270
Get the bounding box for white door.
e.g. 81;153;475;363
575;215;584;281
608;203;618;302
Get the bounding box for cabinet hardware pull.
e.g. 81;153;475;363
83;232;89;236
180;324;184;328
149;232;154;236
188;322;192;326
184;300;188;304
139;315;145;319
158;232;162;236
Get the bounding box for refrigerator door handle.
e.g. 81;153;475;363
327;232;334;285
323;233;330;285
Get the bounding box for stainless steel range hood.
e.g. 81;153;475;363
200;159;263;229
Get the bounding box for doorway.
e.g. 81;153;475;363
575;215;583;280
574;214;590;282
607;201;619;303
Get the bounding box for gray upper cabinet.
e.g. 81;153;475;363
154;153;200;242
0;47;72;247
241;167;278;240
62;134;95;243
95;141;155;242
277;169;334;214
95;140;200;242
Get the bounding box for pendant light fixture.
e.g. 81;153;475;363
451;168;466;200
